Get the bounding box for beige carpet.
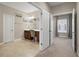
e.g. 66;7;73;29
36;37;77;57
0;39;39;57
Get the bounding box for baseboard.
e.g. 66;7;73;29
77;51;79;57
0;38;22;46
14;38;22;42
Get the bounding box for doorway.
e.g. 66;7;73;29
56;14;72;38
51;9;77;53
2;2;42;57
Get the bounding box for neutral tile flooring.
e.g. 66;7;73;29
0;39;39;57
0;37;77;57
36;37;77;57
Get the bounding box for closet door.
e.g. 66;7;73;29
3;14;15;42
40;10;49;50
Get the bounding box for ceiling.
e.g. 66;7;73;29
0;2;39;13
47;2;64;7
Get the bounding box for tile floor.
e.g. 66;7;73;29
0;39;39;57
36;37;77;57
0;37;77;57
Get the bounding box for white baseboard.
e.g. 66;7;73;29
0;38;22;46
76;49;79;57
77;51;79;57
14;38;22;42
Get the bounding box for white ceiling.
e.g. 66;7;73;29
0;2;39;13
47;2;64;7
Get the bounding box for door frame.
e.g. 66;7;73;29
72;8;76;52
28;2;42;50
29;2;50;50
51;11;73;45
51;10;76;51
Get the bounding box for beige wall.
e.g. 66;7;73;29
76;2;79;56
50;2;76;14
15;16;24;40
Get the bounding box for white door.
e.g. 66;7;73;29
40;10;49;50
3;14;14;43
72;8;75;51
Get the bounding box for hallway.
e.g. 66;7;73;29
36;37;77;57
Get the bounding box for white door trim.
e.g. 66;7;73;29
72;8;76;51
